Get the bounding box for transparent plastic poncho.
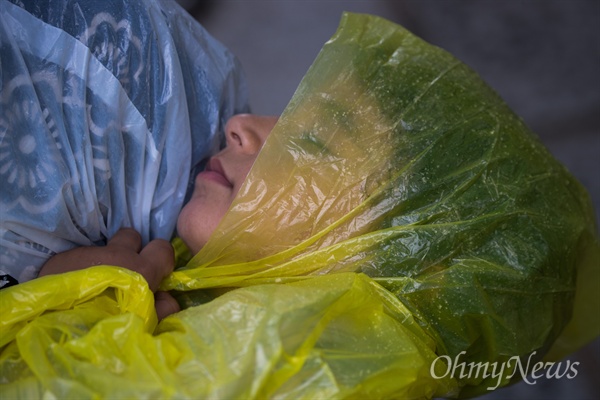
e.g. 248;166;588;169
0;0;247;284
1;12;598;399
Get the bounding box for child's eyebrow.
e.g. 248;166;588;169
292;131;332;156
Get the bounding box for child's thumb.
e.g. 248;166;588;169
107;228;142;252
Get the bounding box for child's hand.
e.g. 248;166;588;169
39;228;180;319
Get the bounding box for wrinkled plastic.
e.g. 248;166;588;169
0;0;248;284
1;11;599;399
1;268;457;398
164;11;599;395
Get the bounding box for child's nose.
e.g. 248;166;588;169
225;114;278;154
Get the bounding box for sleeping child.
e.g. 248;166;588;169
1;3;598;398
38;114;278;319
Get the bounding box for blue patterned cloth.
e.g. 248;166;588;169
0;0;248;285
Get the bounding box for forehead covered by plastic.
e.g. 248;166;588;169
187;12;591;277
192;13;500;265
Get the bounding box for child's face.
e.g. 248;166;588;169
177;114;278;254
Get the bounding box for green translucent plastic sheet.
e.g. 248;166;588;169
1;12;599;399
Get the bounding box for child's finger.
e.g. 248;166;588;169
139;239;175;291
107;228;142;252
155;291;180;320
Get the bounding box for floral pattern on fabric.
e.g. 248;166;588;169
0;0;248;284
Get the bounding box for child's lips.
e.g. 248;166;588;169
197;158;233;188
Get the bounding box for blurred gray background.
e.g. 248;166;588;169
181;0;599;399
